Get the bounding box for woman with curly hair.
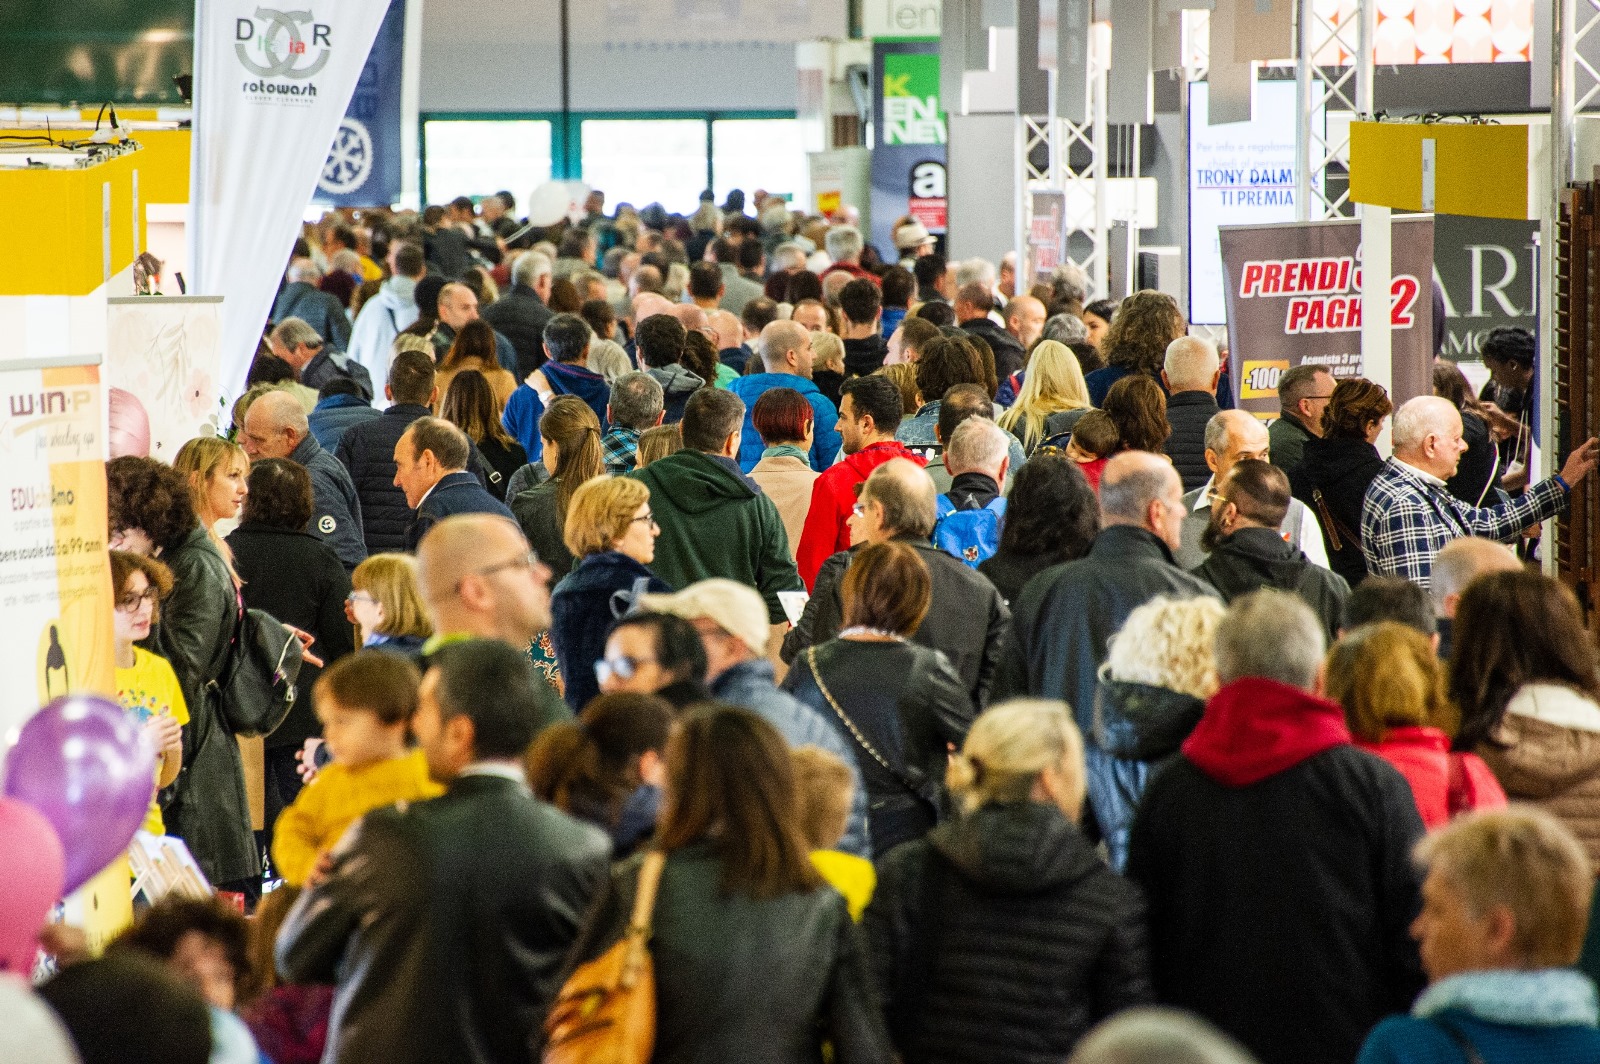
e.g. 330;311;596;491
1102;373;1171;455
108;456;260;896
1084;291;1186;406
978;454;1100;604
1092;595;1226;870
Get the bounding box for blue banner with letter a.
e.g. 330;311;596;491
314;0;403;206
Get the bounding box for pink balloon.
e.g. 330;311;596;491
107;387;152;459
3;695;155;894
0;798;65;974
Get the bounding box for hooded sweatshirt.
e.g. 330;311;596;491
794;440;928;588
1182;677;1352;787
1191;526;1350;643
647;363;706;424
1356;725;1506;831
542;360;611;430
1091;679;1207;872
630;449;801;623
866;801;1152;1064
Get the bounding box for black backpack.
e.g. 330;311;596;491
210;605;305;737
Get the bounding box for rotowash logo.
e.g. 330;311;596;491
235;7;332;102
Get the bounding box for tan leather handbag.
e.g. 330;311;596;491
543;850;666;1064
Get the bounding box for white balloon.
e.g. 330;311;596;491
525;181;573;227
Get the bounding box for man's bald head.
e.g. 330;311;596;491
417;513;552;644
760;319;811;373
707;309;742;351
1391;396;1468;480
668;304;709;335
631;291;672;323
240;389;309;460
1430;537;1521;618
436;282;478;330
1004;295;1047;348
1204;409;1271;481
862;457;939;539
1100;451;1185;550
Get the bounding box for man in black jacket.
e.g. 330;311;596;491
783;457;1010;715
956;282;1026;381
1160;335;1222;492
336;349;440;554
277;639;609;1064
1127;589;1426;1064
482;250;555;380
1192;460;1349;642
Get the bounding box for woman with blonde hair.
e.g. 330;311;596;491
636;423;682;467
1092;595;1227;870
548;476;670;711
348;552;434;658
1325;621;1504;830
874;363;921;416
998;340;1092;454
510;395;605;577
172;435;249;580
864;699;1152;1062
435;319;516;412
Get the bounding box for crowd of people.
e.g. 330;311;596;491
13;186;1600;1064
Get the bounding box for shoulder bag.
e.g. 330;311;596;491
543;849;667;1064
210;600;304;738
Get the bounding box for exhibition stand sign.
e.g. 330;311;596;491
190;0;391;394
1220;215;1436;418
313;0;405;208
105;296;225;462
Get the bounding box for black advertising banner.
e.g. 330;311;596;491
1432;214;1538;362
1220;216;1436;419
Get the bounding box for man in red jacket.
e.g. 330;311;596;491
795;374;926;587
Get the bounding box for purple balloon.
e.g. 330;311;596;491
3;694;156;893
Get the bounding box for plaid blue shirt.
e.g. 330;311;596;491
1360;457;1567;588
602;426;641;476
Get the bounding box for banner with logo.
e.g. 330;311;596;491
190;0;391;394
1433;214;1538;362
870;41;947;254
314;0;405;207
1220;216;1436;419
0;364;114;745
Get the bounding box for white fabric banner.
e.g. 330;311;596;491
189;0;391;395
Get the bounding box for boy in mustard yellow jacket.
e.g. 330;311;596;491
792;745;876;920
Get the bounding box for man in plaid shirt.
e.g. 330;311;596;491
1361;396;1598;588
600;371;664;475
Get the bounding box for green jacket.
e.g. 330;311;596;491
631;449;802;623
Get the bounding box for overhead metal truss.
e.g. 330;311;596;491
1294;0;1373;221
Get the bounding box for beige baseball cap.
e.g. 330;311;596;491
639;579;769;655
894;220;937;250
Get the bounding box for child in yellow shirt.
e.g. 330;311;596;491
271;650;442;887
111;551;187;836
792;745;876;920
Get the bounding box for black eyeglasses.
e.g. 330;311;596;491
116;588;161;612
455;550;541;595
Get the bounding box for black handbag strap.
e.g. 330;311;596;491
1432;1018;1486;1064
805;645;924;800
1311;487;1359;553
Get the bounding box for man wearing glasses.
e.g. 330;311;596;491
415;513;571;734
1268;364;1335;474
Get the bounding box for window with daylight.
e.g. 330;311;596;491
711;118;806;206
423;120;553;205
580;119;707;214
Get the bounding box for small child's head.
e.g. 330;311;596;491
110;550;174;646
1066;409;1118;462
790;745;855;851
110;896;253;1011
312;650;421;768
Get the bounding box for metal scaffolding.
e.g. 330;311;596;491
1294;0;1373;221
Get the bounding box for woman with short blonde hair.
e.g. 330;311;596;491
550;476;670;712
1356;807;1600;1063
349;552;433;656
1093;595;1225;871
863;698;1153;1062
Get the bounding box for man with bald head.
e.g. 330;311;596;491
1362;395;1597;587
728;320;841;473
241;389;366;569
1429;536;1521;657
1004;295;1047;351
1161;336;1223;491
995;451;1218;835
431;281;517;374
781;457;1010;717
707;309;749;377
1175;409;1328;570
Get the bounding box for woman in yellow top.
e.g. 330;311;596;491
110;551;188;836
271;650;442;887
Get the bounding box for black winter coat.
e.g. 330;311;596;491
336;403;433;554
1163;390;1221;493
407;472;515;552
561;842;893;1064
226;522;355;751
549;551;671;712
481;284;554;380
865;802;1153;1064
1127;747;1426;1064
960;318;1026;381
978;549;1063;606
1290;434;1384;586
476;436;528;502
783;537;1010;714
1089;680;1206;872
510;479;575;578
1191;526;1349;643
278;775;609;1064
149;528;257;886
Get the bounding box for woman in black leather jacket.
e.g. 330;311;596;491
559;704;892;1064
863;699;1153;1064
1289;378;1393;586
108;456;258;895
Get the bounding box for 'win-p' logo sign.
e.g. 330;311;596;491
236;8;332;79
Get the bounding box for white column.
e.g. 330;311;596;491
1361;204;1392;406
